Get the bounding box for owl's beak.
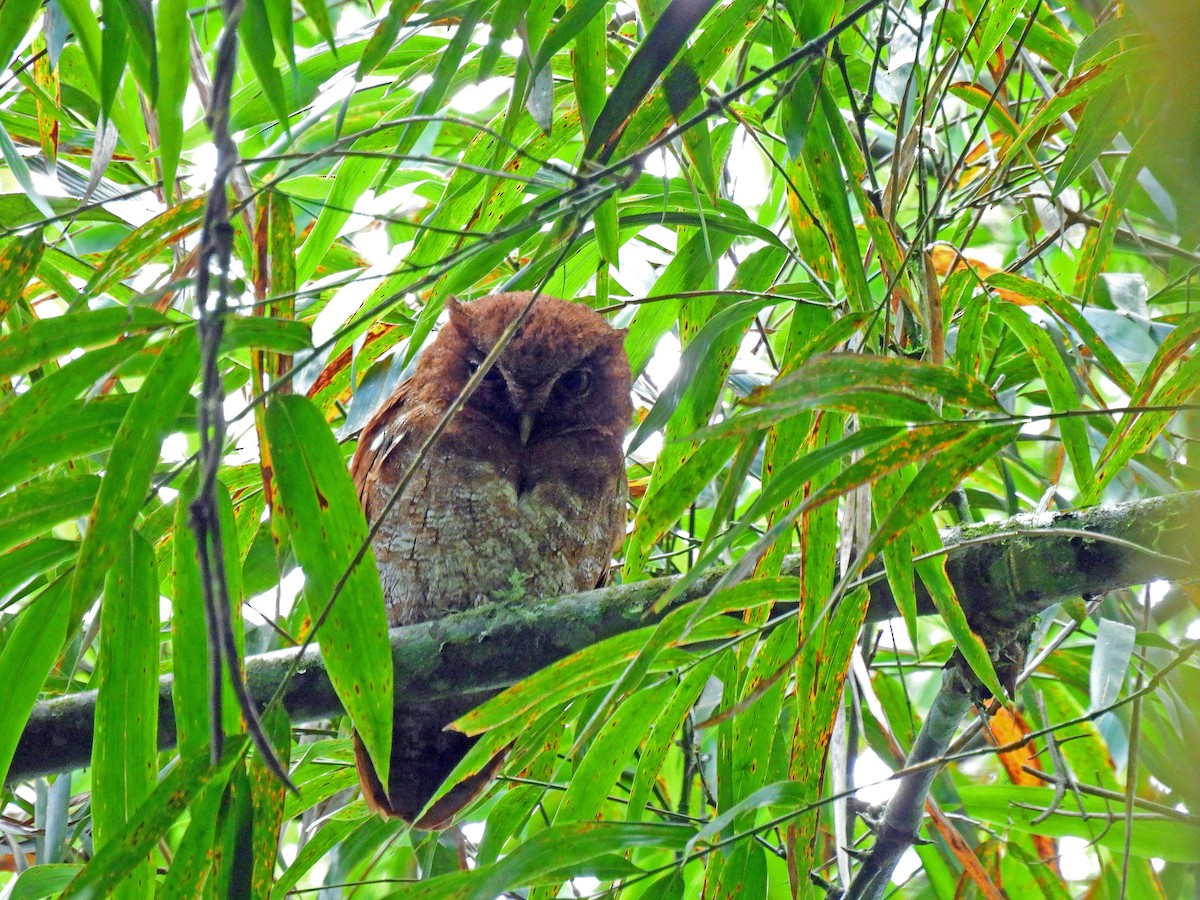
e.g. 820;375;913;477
518;412;536;446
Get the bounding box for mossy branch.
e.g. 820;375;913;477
10;490;1198;784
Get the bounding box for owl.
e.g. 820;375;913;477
350;292;632;828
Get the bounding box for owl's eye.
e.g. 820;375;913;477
466;357;502;382
559;368;592;396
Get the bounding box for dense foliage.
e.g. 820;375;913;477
1;0;1198;896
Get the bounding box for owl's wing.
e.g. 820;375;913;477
349;380;415;507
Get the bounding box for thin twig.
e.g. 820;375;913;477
188;0;294;790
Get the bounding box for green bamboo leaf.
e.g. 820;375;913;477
269;812;372;900
627;659;719;821
584;0;721;162
685;780;809;856
91;530;159;899
392;821;694;900
369;111;543;348
157;778;224;899
155;0;189;200
213;762;255;899
0;228;46;321
960;785;1200;863
971;0;1029;73
621;204;788;249
52;0;103;82
457;634;644;733
295;0;336;50
570;2;607;151
99;0;130;121
754;354;1002;416
83;198;206;299
71;330;198;619
238;0;289;127
0;579;72;789
792;417;842;632
625;231;736;377
249;706;292;898
561;598;781;772
8;865;81;900
476;721;566;865
221;317;313;354
263;394;392;789
0;395;194;492
1089;347;1200;502
553;680;676;824
653;426;899;612
627;436;739;560
0;121;55;220
263;0;296;75
0;539;77;600
695;422;988;618
222;34;440;133
1073;144;1143;313
63;741;247;900
985;272;1136;395
948;82;1023;140
0;196;121;233
728;618;794;797
637;870;687;899
0;476;100;555
457;611;748;745
993;302;1094;486
278;742;358;821
606;0;764;162
629;294;781;452
533;0;606;76
997;47;1145;167
874;469;918;634
295;129;394;285
711;841;768;898
862;426;1017;696
1052;80;1132;198
356;0;421;79
1038;681;1122;793
797;112;873;311
0;308;168;381
0;337;150;460
268;191;296;310
909;506;960;635
114;0;157;100
0;0;41;73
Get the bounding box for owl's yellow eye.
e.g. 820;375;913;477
559;368;592;396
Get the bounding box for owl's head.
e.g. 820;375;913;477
431;293;632;446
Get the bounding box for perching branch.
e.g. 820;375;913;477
10;490;1198;784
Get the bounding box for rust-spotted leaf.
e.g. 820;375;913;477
263;394;392;789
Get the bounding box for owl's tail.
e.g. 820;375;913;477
353;717;507;830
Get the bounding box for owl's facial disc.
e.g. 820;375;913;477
444;293;632;446
463;351;591;445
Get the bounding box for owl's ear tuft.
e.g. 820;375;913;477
444;296;470;330
604;326;629;348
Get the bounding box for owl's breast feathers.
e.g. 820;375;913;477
354;401;625;627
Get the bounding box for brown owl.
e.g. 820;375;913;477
350;292;632;828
